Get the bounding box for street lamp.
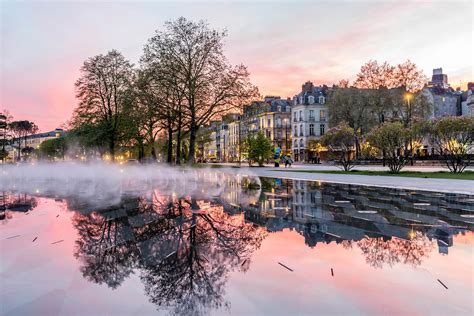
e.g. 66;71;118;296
405;93;414;166
283;117;289;155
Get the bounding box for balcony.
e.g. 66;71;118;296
308;117;315;122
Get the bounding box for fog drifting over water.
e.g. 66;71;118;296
0;162;261;209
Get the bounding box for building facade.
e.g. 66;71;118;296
291;82;329;162
9;128;65;161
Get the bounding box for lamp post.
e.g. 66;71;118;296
405;93;414;166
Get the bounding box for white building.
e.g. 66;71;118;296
291;82;329;162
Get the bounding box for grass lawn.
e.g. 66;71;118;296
275;169;474;180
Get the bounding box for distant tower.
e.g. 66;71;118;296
431;68;449;88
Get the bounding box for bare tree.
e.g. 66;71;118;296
142;17;258;164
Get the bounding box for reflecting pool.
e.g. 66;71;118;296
1;173;473;315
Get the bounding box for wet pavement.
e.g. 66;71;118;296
1;174;473;315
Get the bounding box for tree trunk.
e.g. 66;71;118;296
175;113;182;165
151;145;157;160
138;142;145;162
109;137;115;161
167;125;173;164
354;136;360;160
188;120;197;165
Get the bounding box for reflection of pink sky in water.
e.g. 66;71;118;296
229;229;473;315
1;198;473;315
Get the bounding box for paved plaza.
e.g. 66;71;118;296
210;163;474;194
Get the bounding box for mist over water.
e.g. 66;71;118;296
0;162;261;210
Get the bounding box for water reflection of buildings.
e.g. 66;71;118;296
2;176;473;313
245;179;473;255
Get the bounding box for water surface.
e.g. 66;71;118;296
1;174;473;315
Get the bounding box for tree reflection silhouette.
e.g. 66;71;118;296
356;234;434;268
72;194;266;315
73;209;139;289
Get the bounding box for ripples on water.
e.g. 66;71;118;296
1;166;473;315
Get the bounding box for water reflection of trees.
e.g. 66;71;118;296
341;234;434;268
1;192;38;223
72;193;266;315
73;212;138;289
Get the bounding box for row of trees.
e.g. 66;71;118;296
321;116;474;173
319;60;473;173
0;110;39;161
326;60;431;160
70;17;259;164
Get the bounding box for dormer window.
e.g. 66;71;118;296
277;106;281;112
299;96;303;104
319;96;325;104
308;96;315;104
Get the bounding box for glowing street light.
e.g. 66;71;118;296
405;93;414;166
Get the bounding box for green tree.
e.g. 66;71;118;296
9;120;38;160
368;122;422;173
427;116;474;173
328;87;377;158
39;137;66;160
244;131;272;167
73;50;134;160
320;123;356;171
0;111;10;162
66;121;110;158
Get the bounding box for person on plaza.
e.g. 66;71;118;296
285;155;293;168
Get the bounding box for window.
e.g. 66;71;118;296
300;139;304;147
286;106;291;113
294;139;298;148
320;124;325;135
308;96;315;104
276;118;282;128
294;126;298;137
299;110;303;121
320;110;326;121
300;125;303;136
277;106;281;112
309;124;314;136
267;119;271;127
309;110;315;120
293;112;297;122
319;96;325;104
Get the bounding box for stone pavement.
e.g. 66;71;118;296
207;163;474;195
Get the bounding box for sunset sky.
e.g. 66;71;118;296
1;0;472;131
